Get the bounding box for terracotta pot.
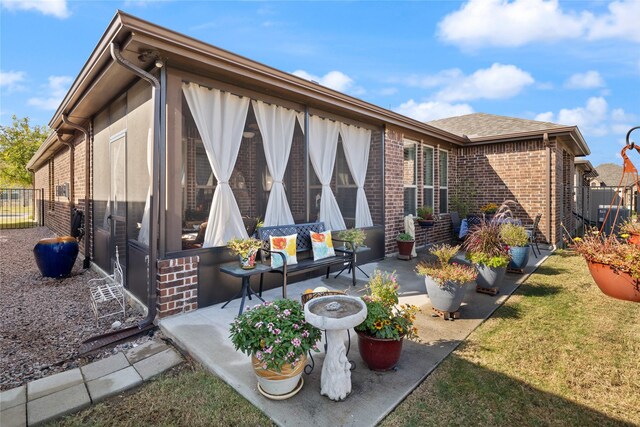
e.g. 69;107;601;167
424;276;468;313
239;248;258;269
397;240;414;257
33;236;79;278
586;261;640;302
628;232;640;248
356;331;403;371
251;354;306;398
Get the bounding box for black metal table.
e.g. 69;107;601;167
220;263;271;316
333;245;372;281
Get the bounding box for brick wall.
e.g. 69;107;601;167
156;255;199;318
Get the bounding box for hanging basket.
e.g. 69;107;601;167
586;261;640;302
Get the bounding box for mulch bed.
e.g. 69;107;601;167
0;227;153;391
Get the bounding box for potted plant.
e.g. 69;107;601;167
416;244;477;315
396;232;415;259
480;202;499;221
464;221;510;291
227;237;263;269
570;230;640;302
229;299;323;398
337;228;367;249
620;216;640;247
355;270;419;371
417;206;435;227
500;222;530;271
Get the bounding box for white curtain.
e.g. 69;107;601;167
340;123;373;228
308;115;346;231
252;100;296;226
138;128;152;245
182;82;250;247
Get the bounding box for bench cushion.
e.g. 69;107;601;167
311;230;336;261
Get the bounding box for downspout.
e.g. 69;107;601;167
62;114;91;269
59;132;75;230
544;133;552;246
110;42;161;327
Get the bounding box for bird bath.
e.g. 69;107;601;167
304;295;367;401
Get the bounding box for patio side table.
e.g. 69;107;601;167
220;263;271;316
333;246;371;282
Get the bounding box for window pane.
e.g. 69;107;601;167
404;187;416;216
423;146;433;187
404;144;416;186
335;140;356;227
440;188;448;214
423;188;434;209
439;150;448;187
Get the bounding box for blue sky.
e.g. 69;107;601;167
1;0;638;166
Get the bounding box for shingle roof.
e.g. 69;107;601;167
427;112;568;140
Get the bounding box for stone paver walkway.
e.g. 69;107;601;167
0;339;182;426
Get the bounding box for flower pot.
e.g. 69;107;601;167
356;331;404;371
33;236;79;278
239;249;258;269
628;232;640;248
586;261;640;302
475;264;506;288
508;245;530;270
397;240;414;258
417;219;434;228
424;276;468;313
251;354;306;398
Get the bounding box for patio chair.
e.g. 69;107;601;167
450;211;462;241
525;214;542;258
88;246;126;324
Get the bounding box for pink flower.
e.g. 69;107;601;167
262;363;267;369
293;323;300;329
273;328;281;335
301;330;309;338
256;351;263;360
283;309;291;316
254;321;263;328
264;346;273;354
291;338;301;347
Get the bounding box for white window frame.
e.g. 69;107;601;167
403;140;418;216
422;144;434;209
439;148;448;214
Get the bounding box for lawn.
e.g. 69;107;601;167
50;251;639;426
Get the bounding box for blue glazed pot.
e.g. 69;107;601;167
33;236;79;278
508;245;530;270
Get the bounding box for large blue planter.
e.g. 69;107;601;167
508;245;530;270
33;236;79;278
475;264;506;288
424;276;469;313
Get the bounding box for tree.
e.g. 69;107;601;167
0;115;48;187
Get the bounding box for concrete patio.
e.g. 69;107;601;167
160;247;550;427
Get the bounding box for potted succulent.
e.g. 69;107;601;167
229;299;323;398
396;232;415;259
620;216;640;247
337;228;367;249
480;202;499;221
417;206;435;227
464;221;510;290
355;270;419;371
416;244;477;314
500;222;530;271
227;237;263;269
569;230;640;302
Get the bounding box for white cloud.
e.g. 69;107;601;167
27;75;72;110
565;71;605;89
1;0;69;18
0;70;26;91
535;112;554;122
394;100;474;122
437;0;640;48
377;87;398;96
292;70;362;94
435;63;534;102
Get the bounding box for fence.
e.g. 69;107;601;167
0;188;44;229
573;185;639;236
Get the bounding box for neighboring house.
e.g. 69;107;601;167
26;12;591;321
428;113;590;248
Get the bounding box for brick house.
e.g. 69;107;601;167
26;12;590;321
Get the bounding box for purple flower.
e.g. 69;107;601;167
291;338;301;347
273;328;281;335
256;351;263;360
264;346;273;354
283;309;291;316
301;330;309;338
293;323;300;329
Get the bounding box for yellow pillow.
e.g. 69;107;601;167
270;234;298;268
311;230;336;261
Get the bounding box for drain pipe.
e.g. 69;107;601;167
62;114;91;269
58;131;75;232
544;132;552;246
110;42;161;327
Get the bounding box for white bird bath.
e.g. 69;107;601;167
304;295;367;401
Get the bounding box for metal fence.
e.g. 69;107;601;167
573;185;639;236
0;188;43;229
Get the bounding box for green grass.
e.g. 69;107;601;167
382;251;639;426
49;362;274;427
49;251;639;426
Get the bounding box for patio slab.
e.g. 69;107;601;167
160;246;550;427
27;383;90;426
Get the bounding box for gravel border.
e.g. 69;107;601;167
0;227;154;391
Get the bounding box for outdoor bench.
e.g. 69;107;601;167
257;222;356;299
